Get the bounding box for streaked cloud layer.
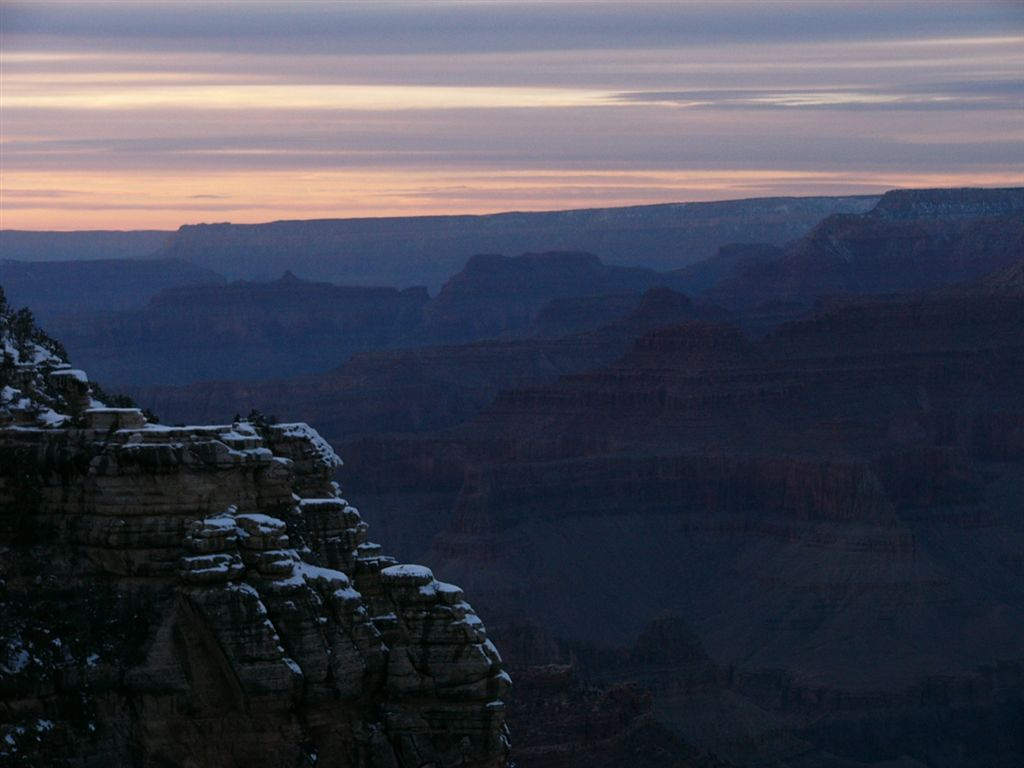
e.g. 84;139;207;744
2;1;1022;229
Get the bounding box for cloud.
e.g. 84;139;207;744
613;77;1024;111
2;82;612;111
3;1;1022;229
6;2;1023;55
4;102;1019;175
1;188;79;199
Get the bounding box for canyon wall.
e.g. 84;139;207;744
0;315;510;767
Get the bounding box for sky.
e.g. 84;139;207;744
1;0;1022;230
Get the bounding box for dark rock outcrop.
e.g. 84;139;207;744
0;303;509;767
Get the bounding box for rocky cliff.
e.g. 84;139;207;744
125;287;704;443
152;195;878;288
333;268;1024;767
0;294;509;767
708;187;1024;308
0;230;170;264
48;272;429;387
0;258;224;324
414;252;693;345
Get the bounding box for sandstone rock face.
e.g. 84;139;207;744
0;313;509;767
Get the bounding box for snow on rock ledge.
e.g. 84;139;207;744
0;318;510;766
381;563;435;587
270;422;343;469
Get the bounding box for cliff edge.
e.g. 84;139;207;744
0;291;510;767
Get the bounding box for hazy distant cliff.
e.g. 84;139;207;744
0;230;170;262
49;272;429;386
709;187;1024;308
0;258;224;321
339;258;1024;767
51;252;696;390
153;196;879;288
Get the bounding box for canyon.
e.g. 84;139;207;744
3;187;1023;766
43;254;701;390
347;258;1024;766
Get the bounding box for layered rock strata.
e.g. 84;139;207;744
709;187;1024;308
333;270;1024;767
0;349;509;766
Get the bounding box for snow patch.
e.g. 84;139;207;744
2;648;30;674
381;564;434;581
283;657;303;677
297;562;351;588
275;422;343;469
236;512;286;528
49;368;88;384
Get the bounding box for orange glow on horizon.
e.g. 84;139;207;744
3;168;1022;231
3;10;1021;232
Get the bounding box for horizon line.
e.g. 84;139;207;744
5;183;1023;233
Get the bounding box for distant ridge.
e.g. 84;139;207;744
0;229;170;261
0;258;224;320
152;195;880;289
707;186;1024;308
870;186;1024;220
